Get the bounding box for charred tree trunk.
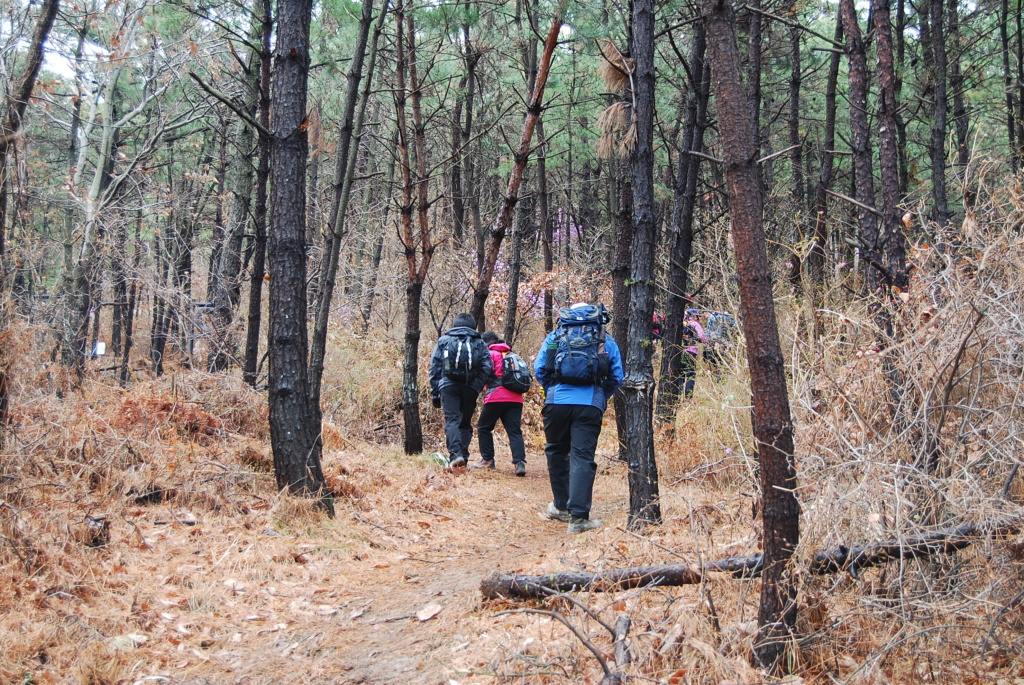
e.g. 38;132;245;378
874;0;908;291
808;12;843;287
703;0;799;670
623;0;661;528
786;11;805;285
266;0;328;502
839;0;882;294
929;0;950;227
243;0;272;389
1001;0;1018;172
656;25;709;421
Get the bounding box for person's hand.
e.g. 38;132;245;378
431;396;441;408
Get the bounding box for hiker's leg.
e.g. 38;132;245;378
501;403;526;464
439;386;464;456
543;404;572;509
458;386;479;460
476;402;500;462
566;405;603;519
682;352;696;398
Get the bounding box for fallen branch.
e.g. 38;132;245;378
480;515;1023;599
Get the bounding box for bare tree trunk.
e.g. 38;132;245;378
839;0;882;294
393;4;439;454
929;0;950;227
468;11;564;328
1001;0;1018;172
874;0;908;291
538;118;553;333
243;0;272;389
611;159;632;462
623;0;661;528
0;0;59;268
451;15;480;244
266;0;328;502
703;0;798;670
786;10;805;286
360;128;398;335
656;26;709;421
503;195;528;344
947;0;969;206
808;10;843;287
119;209;142;386
309;0;385;405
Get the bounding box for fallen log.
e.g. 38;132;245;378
480;514;1023;599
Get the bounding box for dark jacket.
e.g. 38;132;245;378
428;326;494;396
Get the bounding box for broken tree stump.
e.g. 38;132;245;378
480;515;1024;599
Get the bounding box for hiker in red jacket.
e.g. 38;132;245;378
470;331;528;476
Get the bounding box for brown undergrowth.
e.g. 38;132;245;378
3;191;1024;684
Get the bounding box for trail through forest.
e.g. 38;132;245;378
77;436;642;685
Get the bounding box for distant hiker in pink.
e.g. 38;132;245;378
470;331;531;476
681;308;707;398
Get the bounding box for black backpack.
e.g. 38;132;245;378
545;305;612;386
500;352;533;394
441;333;481;383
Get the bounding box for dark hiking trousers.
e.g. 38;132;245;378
682;351;697;398
440;384;479;460
477;402;526;464
542;403;603;520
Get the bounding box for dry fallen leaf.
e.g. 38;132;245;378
416;603;442;622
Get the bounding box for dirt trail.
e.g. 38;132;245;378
332;461;571;684
158;450;628;685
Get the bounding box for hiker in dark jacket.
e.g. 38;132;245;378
428;313;494;468
471;331;527;476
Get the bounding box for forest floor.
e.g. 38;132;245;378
2;374;755;685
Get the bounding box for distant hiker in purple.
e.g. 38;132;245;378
428;313;493;468
470;331;530;476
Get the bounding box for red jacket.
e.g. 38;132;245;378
483;343;525;404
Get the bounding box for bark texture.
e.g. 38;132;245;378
703;0;799;670
267;0;328;500
623;0;661;528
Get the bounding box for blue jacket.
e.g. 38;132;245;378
534;331;624;412
428;326;494;395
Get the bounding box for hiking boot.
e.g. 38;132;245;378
469;459;495;470
448;455;467;468
568;516;602;534
515;462;526;477
546;502;571;522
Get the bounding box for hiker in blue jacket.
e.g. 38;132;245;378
534;303;624;534
428;313;494;468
